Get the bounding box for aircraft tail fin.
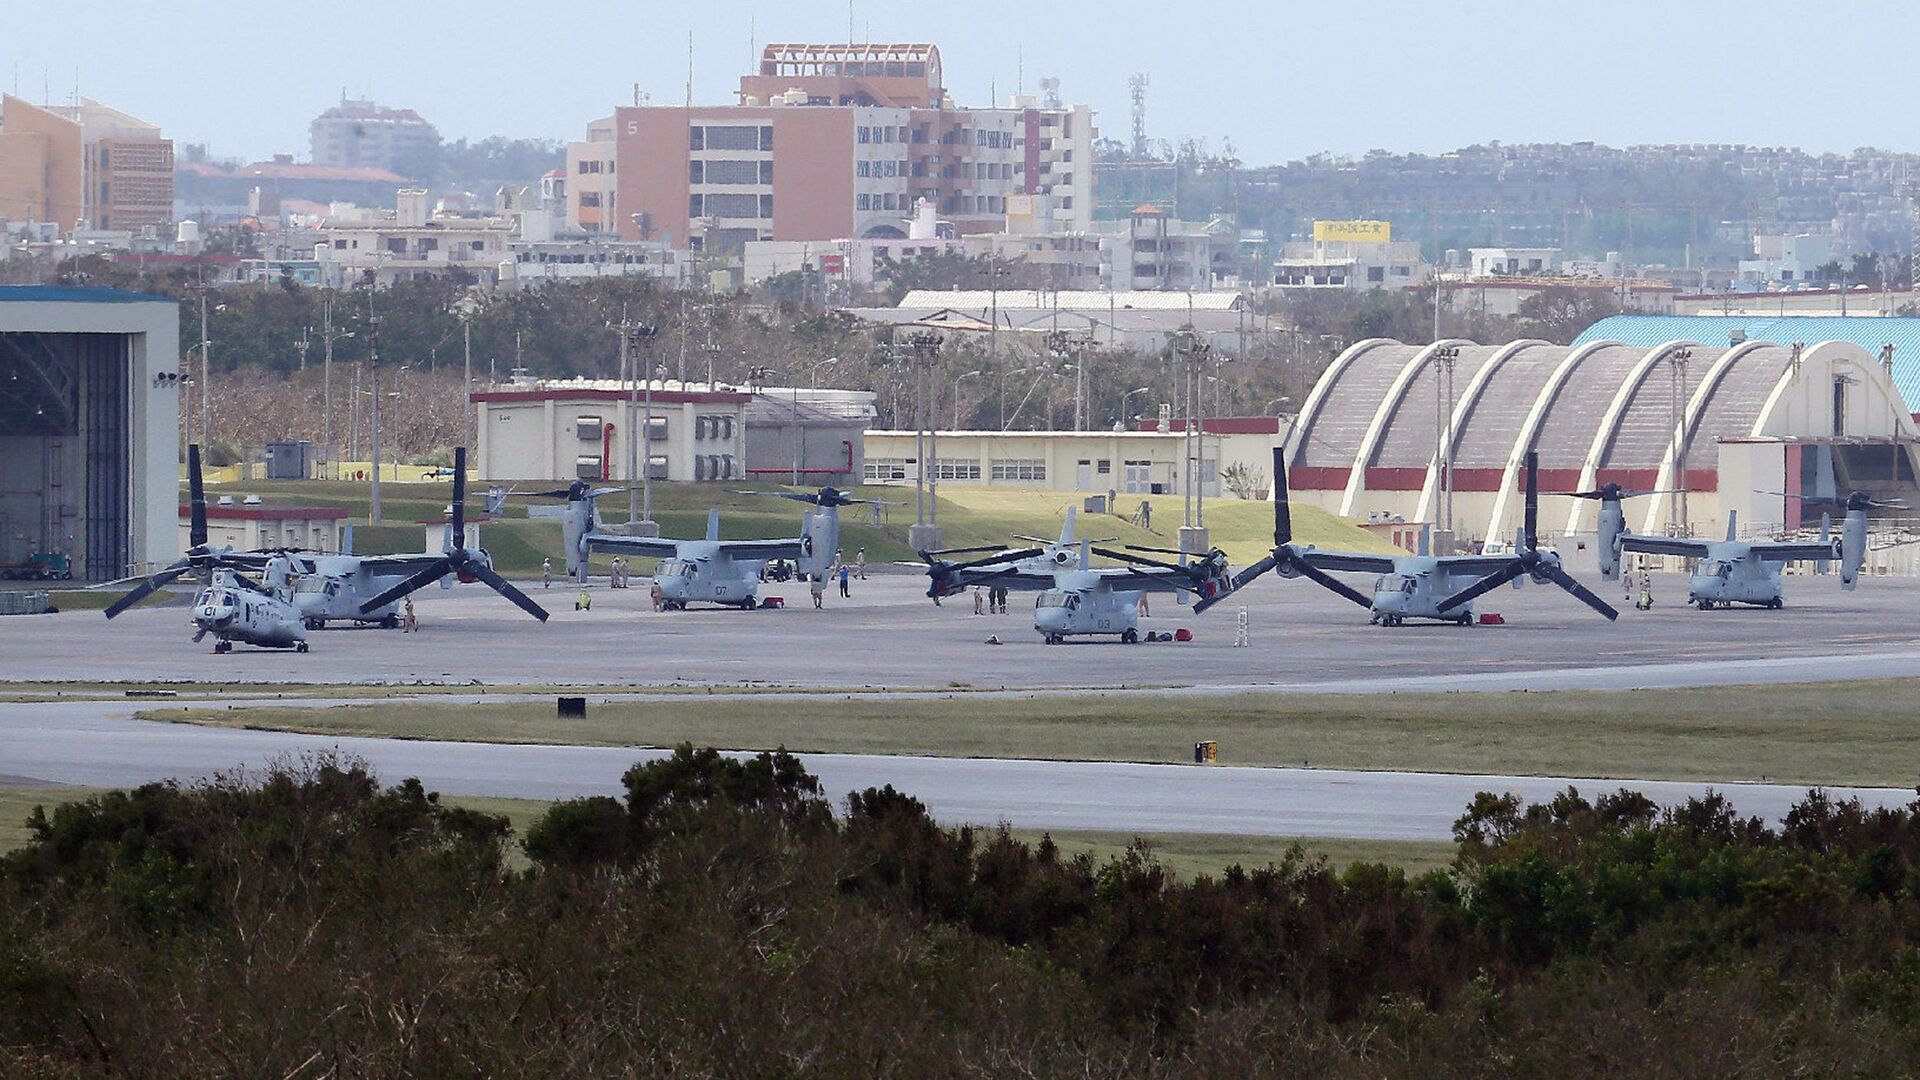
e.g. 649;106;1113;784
1417;523;1431;557
706;508;721;542
1059;505;1078;548
1725;510;1738;542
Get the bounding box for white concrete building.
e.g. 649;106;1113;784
1738;233;1832;287
1468;247;1561;277
0;286;180;580
1274;221;1430;291
862;417;1283;497
182;501;348;555
472;378;752;484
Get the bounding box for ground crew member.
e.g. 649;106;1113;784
973;587;986;615
856;548;867;579
576;588;591;612
838;563;851;598
650;578;663;612
1637;571;1654;611
810;574;826;609
542;558;552;589
402;597;418;633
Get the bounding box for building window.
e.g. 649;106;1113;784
759;160;774;184
705;193;759;217
989;459;1046;482
1367;266;1384;282
760;125;774;151
759;194;774;218
689;160;704;183
706;125;759;151
858;126;870;144
705;159;760;185
864;458;912;483
689;194;703;216
579;192;601;207
857;193;871;211
857;161;870;178
689;127;704;150
934;459;981;481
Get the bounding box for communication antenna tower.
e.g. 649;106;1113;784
1128;72;1149;158
1039;76;1061;110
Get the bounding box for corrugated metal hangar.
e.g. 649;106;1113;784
0;286;180;581
1285;332;1919;549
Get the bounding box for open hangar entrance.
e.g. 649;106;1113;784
0;287;179;582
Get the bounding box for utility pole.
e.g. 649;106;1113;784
1431;345;1460;548
1668;346;1694;536
368;294;384;526
295;325;311;374
617;311;659;531
321;290;335;474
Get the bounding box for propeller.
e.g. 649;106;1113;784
1553;483;1677;501
1436;452;1619;621
1755;489;1908;512
923;543;1020;557
105;445;259;619
358;448;550;622
736;486;875;507
522;481;633;502
920;546;1043;600
1193;446;1373;614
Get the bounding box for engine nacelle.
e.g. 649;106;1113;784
1840;508;1867;590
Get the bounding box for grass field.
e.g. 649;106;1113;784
200;478;1396;576
144;678;1920;789
0;786;1450;876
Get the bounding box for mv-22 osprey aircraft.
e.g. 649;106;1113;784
1566;483;1882;609
1199;448;1619;625
924;532;1232;644
99;445;311;652
917;505;1117;599
529;483;869;609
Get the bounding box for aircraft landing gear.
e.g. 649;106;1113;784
1696;598;1713;611
1455;613;1473;626
295;641;310;653
380;614;401;629
1044;633;1063;645
1766;597;1784;609
213;640;232;654
1378;614;1403;627
1121;628;1138;644
304;617;324;631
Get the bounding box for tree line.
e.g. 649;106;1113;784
5;747;1920;1075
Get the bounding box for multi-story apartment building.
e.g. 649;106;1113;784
0;96;82;231
46;99;173;231
608;43;1093;252
565;116;617;233
309;97;440;178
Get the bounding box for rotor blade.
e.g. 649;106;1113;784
943;547;1044;573
1523;451;1538;550
924;544;1014;557
467;562;551;623
523;487;577;500
103;562;191;619
1091;546;1188;574
359;558;455;613
1272;446;1292;546
451;447;466;550
228;571;269;594
1122;543;1192;556
1534;561;1620;621
1193;553;1276;614
1434;560;1528;613
187;444;207;548
1283;553;1376;609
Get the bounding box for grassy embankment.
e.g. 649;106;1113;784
144;677;1920;790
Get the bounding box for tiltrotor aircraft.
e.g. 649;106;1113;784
1570;483;1878;610
530;483;863;609
924;537;1231;644
1200;449;1618;625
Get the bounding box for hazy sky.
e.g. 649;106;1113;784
8;1;1917;165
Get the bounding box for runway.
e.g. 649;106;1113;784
6;570;1917;691
3;699;1909;841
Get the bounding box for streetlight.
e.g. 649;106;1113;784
998;366;1033;431
1118;385;1152;429
953;370;983;429
1264;396;1291;416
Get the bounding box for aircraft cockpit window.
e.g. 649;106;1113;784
1037;592;1070;608
222;592;239;606
1402;578;1418;595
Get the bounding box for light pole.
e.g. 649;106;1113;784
1264;396;1291;416
998;366;1033;430
1667;345;1694;536
196;286;212;450
1431;345;1460;544
454;295;482;455
615;314;659;528
953;369;983;429
1119;385;1152;429
367;303;384;526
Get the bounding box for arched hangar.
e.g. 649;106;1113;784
1284;334;1919;548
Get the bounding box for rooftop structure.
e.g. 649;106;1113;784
309;96;440;178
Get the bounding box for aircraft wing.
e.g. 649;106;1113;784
1433;555;1525;576
1747;541;1839;563
1112;566;1207;595
347;553;455;574
711;538;808;561
1617;535;1711;558
1296;550;1398;574
582;532;684;559
948;567;1059;592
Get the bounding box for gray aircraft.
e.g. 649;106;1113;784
919;505;1119;602
1571;484;1876;609
926;538;1231;644
192;557;310;653
1200;449;1619;625
530;483;861;609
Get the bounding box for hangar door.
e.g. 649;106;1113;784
0;332;131;581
